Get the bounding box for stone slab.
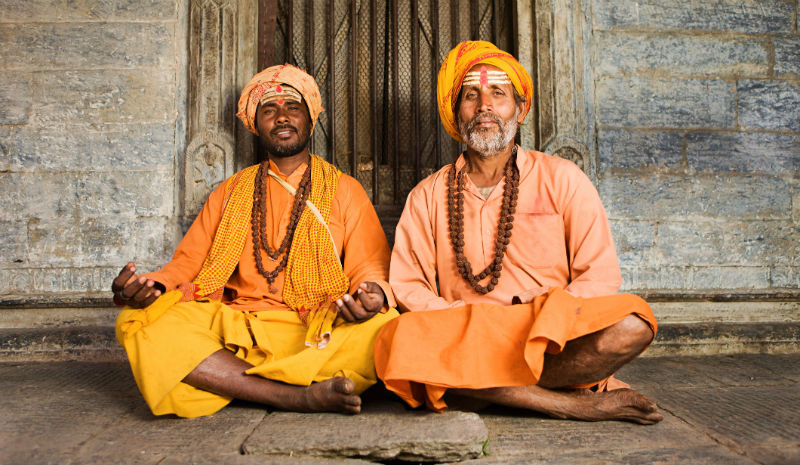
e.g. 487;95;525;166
647;322;800;356
775;37;800;77
593;0;794;33
686;131;800;175
470;407;753;465
0;0;178;22
600;173;790;220
0;23;174;70
242;399;488;462
643;386;800;465
595;32;768;77
598;129;684;171
597;77;736;129
738;80;800;132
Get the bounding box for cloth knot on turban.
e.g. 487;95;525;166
236;64;324;136
436;40;533;143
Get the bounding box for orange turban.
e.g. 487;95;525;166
436;41;533;143
236;64;324;136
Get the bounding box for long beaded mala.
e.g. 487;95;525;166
447;146;520;294
251;159;312;293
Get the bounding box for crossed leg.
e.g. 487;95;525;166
451;314;663;424
183;349;362;414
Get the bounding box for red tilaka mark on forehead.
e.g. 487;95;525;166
277;99;284;105
480;65;488;86
276;84;283;93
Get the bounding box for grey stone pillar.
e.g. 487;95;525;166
184;0;258;226
516;0;597;182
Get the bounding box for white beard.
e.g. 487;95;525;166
458;108;519;158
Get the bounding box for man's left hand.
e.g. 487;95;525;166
336;282;386;323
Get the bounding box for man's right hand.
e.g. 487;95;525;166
111;262;163;308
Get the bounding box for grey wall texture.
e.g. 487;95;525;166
0;0;797;304
0;0;187;298
592;0;799;293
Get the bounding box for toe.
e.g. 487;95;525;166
333;377;355;395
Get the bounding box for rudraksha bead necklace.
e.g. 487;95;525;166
251;159;312;292
447;146;519;294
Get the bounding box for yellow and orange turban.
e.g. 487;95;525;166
236;64;324;136
436;41;533;143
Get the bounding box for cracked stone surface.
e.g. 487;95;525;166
242;397;489;462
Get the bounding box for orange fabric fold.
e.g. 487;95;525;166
373;288;657;412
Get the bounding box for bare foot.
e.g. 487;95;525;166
300;377;362;414
551;388;663;425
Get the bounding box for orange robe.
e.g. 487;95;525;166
144;159;395;309
374;149;656;411
117;159;398;417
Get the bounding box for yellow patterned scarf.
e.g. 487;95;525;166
181;154;349;348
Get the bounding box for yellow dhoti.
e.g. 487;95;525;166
116;291;398;418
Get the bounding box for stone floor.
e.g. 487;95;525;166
1;353;798;465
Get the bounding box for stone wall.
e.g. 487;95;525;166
592;0;799;293
0;0;187;299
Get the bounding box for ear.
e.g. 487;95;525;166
516;100;526;125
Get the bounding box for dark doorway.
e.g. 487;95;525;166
258;0;514;240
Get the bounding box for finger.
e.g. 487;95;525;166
131;279;157;304
120;276;147;300
358;281;382;295
354;289;381;314
342;294;371;321
112;262;136;292
140;289;162;308
336;298;356;322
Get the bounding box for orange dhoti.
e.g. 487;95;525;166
373;288;656;412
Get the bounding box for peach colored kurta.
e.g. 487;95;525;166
375;148;655;412
145;159;395;311
389;148;621;312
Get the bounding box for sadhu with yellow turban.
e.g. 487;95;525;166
375;41;663;425
112;63;398;419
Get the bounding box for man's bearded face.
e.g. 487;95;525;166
457;106;519;158
256;92;313;158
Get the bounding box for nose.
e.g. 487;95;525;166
476;89;492;113
274;106;290;124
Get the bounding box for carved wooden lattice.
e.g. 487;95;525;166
266;0;514;224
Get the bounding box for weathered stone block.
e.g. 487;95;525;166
593;0;794;33
30;266;118;293
738;80;800;132
31;69;175;125
0;80;30;124
0;268;33;294
26;217;82;267
0;172;79;222
9;123;175;171
0;0;178;21
598;129;684;170
609;220;656;266
775;37;800;77
620;265;693;290
77;171;173;218
686;132;800;174
1;23;173;70
595;32;768;77
692;266;771;289
771;266;799;287
81;216;177;267
656;221;799;266
242;405;488;462
0;126;11;172
600;174;790;220
0;221;27;265
597;77;735;128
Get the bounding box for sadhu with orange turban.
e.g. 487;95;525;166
113;63;398;419
375;41;663;425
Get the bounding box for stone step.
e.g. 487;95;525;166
1;321;799;361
